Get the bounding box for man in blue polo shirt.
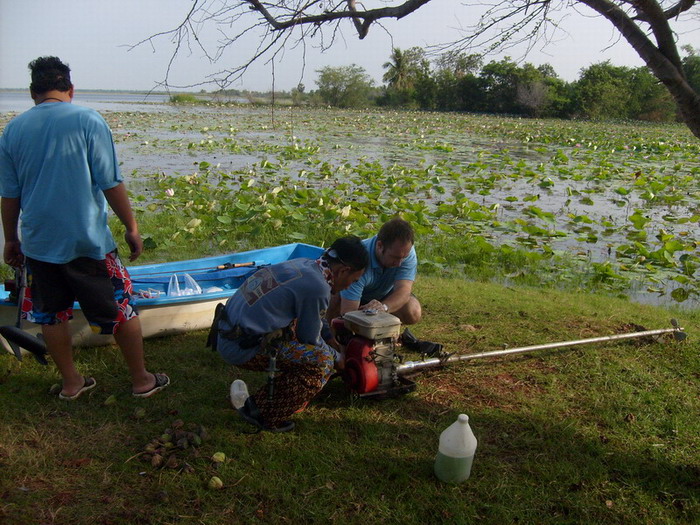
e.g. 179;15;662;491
328;217;422;325
0;56;169;401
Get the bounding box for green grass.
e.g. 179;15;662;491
1;277;698;524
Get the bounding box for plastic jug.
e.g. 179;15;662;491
434;414;477;483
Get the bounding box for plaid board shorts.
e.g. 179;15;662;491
23;251;138;335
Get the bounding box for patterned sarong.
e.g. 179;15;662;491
237;339;335;426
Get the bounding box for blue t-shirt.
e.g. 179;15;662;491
0;102;121;263
340;235;417;303
217;258;333;365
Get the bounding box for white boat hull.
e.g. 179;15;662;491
1;295;222;352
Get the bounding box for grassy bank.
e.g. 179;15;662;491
1;276;698;524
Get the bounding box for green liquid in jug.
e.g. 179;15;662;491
434;451;474;483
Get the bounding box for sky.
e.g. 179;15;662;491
0;0;697;93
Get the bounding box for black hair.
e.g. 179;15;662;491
377;217;414;247
325;236;369;271
29;56;72;95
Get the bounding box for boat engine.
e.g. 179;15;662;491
332;310;416;397
332;311;687;399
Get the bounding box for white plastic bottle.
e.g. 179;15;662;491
230;379;249;409
434;414;477;483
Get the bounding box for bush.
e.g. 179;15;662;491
169;93;199;104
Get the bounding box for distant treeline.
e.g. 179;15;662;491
210;46;700;123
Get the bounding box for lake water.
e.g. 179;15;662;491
2;92;699;307
0;90;172;113
0;91;174;248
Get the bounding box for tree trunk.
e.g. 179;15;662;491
580;0;700;139
655;70;700;139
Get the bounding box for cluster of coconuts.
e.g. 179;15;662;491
140;419;209;471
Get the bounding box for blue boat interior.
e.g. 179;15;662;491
131;265;260;297
0;244;325;306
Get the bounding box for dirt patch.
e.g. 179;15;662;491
418;358;551;412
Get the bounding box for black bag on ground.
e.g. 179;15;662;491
206;303;225;351
400;328;443;357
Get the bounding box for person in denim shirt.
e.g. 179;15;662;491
215;236;368;432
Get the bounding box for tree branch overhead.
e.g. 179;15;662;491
245;0;432;38
136;0;700;138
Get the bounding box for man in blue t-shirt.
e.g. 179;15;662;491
0;57;169;400
328;217;422;325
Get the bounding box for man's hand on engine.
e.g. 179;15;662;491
360;299;388;312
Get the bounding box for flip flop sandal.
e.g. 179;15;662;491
58;377;97;401
133;373;170;398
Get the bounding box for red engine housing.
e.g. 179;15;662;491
331;317;379;394
331;316;415;397
342;335;378;394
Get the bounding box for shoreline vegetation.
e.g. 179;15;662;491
1;102;699;308
2;44;699;122
116;107;699;309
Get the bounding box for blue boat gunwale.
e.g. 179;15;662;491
0;242;324;309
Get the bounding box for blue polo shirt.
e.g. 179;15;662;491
0;102;120;263
340;235;417;303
